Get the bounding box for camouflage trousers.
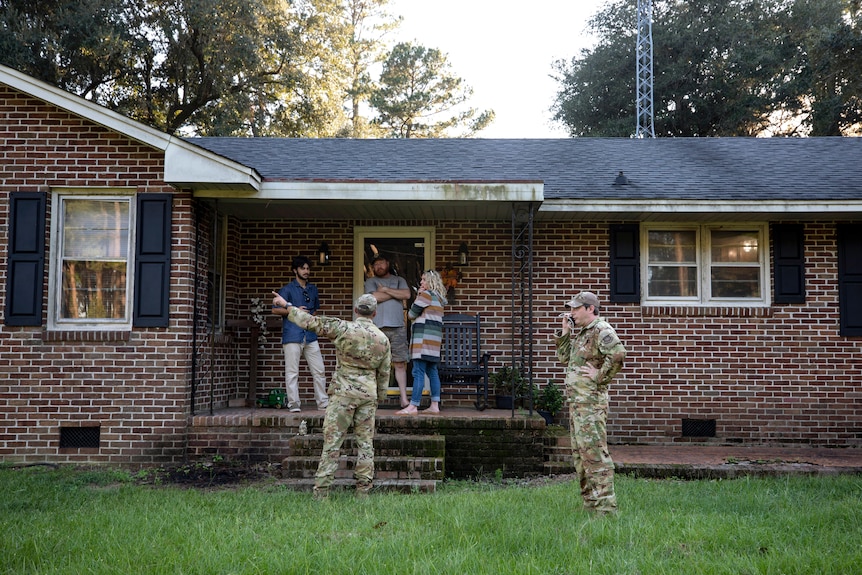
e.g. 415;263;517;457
314;394;377;493
569;401;617;514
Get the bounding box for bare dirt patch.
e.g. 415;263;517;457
136;461;279;489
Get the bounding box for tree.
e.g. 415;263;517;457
338;0;401;138
1;0;498;138
0;0;141;101
551;0;862;137
782;0;862;135
135;0;296;134
0;0;353;136
370;42;494;138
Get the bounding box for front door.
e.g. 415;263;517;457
354;226;436;395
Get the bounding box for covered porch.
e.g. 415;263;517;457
188;174;546;420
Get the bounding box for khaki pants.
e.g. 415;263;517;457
283;341;328;409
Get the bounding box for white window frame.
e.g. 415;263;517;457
48;190;137;330
641;223;770;307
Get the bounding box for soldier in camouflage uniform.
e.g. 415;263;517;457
555;291;626;515
272;292;391;498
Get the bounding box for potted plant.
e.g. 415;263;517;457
536;380;565;424
490;366;526;409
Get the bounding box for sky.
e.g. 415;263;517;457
386;0;609;138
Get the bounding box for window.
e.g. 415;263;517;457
642;224;768;305
49;194;135;329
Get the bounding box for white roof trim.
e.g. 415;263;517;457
1;64;259;190
540;199;862;214
194;181;543;202
163;142;261;189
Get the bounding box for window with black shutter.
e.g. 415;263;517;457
837;224;862;337
5;192;46;326
609;224;640;303
772;224;805;304
133;194;172;327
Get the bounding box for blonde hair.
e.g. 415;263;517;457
423;270;448;305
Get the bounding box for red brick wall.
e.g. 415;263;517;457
2;84;859;468
226;219;861;447
0;87;195;465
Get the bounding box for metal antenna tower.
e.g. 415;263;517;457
636;0;656;138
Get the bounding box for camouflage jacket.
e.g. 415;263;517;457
555;317;626;404
287;308;391;402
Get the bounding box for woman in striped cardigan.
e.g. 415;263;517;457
396;270;448;415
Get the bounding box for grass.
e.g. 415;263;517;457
1;466;860;574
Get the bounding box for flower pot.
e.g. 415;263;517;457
537;409;554;425
495;395;514;410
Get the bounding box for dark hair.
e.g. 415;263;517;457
291;255;311;271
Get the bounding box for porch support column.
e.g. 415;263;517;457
509;202;536;417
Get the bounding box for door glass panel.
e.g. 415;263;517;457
363;237;425;307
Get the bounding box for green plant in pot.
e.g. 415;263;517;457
490;366;526;409
536;380;565;424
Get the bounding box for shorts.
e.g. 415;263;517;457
381;326;409;363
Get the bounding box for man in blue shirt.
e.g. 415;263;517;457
272;256;328;412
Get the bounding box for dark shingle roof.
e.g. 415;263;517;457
187;137;862;201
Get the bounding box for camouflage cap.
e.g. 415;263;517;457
565;291;599;308
355;293;378;315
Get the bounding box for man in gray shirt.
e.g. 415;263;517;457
364;254;412;407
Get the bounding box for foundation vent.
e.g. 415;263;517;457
59;426;101;449
681;418;716;438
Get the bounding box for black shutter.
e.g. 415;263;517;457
772;224;806;304
609;224;640;303
133;194;172;327
837;224;862;337
5;192;46;326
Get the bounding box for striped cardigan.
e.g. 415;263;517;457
407;290;445;362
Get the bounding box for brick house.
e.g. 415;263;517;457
2;64;861;467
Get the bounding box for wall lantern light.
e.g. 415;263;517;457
458;242;469;266
318;241;330;266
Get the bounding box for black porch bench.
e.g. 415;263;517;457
439;313;491;410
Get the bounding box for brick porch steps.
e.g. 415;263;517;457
278;478;439;494
543;433;575;475
283;454;445;480
189;407;549;479
283;433;445;492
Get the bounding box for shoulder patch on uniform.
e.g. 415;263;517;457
601;333;616;346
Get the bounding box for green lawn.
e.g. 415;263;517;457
1;466;860;574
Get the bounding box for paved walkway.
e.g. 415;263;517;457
611;444;862;478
